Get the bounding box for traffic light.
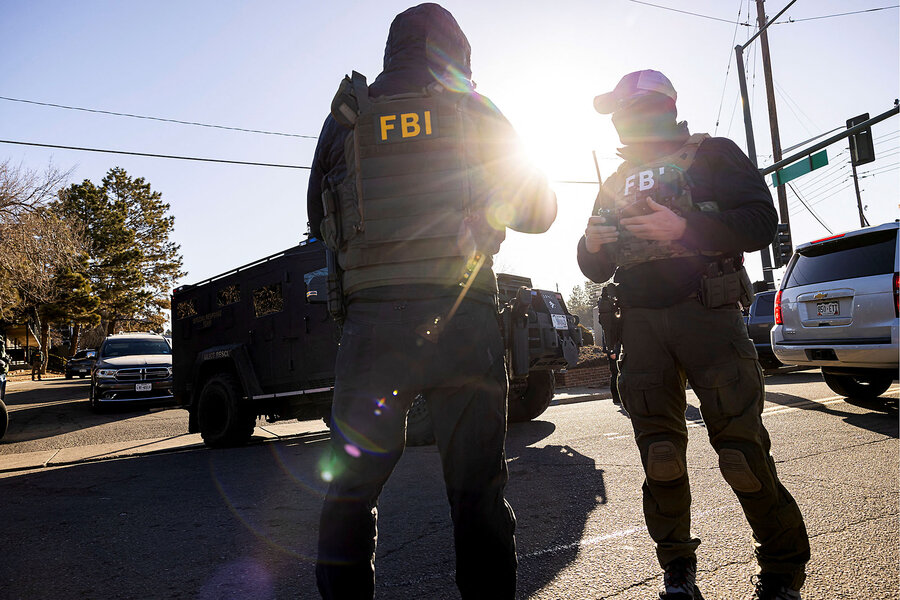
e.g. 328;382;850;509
773;223;792;268
847;113;876;167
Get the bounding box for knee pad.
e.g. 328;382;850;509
718;448;762;493
646;441;685;482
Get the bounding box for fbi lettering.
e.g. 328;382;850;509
377;110;435;143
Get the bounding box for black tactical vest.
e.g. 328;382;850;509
321;72;492;295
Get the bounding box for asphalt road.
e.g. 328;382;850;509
0;371;897;599
0;376;190;453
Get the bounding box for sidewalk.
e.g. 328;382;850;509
0;387;611;475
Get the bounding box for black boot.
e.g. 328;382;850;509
659;556;703;599
750;574;801;599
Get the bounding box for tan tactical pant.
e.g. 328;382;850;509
618;298;809;590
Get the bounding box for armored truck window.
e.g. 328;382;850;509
176;299;197;320
217;284;241;307
253;283;284;317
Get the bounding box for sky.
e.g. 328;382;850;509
1;0;898;300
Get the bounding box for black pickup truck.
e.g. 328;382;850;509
172;239;582;447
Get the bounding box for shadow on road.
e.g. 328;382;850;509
1;413;607;599
505;419;607;599
0;439;333;600
765;389;898;439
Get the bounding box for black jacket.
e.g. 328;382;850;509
307;3;555;244
577;135;778;308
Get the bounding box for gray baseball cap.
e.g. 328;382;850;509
593;70;677;114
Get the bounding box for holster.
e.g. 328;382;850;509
597;285;622;354
698;258;754;309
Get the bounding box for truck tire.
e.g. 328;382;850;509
89;383;103;413
0;399;8;441
508;370;555;423
197;373;255;448
822;370;894;400
406;394;435;447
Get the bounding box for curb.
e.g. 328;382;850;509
0;391;610;475
0;421;330;475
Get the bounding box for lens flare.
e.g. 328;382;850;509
344;443;362;458
487;201;516;230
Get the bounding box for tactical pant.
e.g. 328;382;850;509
316;294;516;600
617;298;810;590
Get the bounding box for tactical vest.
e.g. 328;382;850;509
598;133;722;268
321;72;493;295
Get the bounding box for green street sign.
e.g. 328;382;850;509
771;150;828;187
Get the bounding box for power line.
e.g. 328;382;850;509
0;139;311;169
626;1;898;26
626;0;753;25
714;0;747;136
0;95;318;139
774;5;899;23
787;182;832;233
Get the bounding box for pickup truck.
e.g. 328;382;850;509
172;239;582;447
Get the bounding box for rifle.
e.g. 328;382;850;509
321;187;346;325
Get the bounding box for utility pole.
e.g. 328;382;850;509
735;0;797;290
850;160;868;228
756;0;790;227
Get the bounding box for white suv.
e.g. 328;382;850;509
771;221;898;399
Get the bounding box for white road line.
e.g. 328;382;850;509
681;386;899;427
521;506;731;559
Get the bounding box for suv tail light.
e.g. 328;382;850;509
774;290;783;325
894;272;899;318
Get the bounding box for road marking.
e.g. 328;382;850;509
522;505;730;559
683;386;899;428
6;398;83;412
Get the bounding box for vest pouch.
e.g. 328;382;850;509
335;177;362;244
699;264;752;309
319;214;339;251
320;188;340;251
331;76;358;128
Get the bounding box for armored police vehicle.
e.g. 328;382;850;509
171;238;581;448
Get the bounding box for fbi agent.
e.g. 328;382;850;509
306;4;557;599
578;70;809;600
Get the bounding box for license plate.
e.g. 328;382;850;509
551;314;569;330
135;383;152;392
816;301;840;317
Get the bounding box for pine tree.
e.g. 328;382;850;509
566;284;594;331
40;268;101;356
54;167;184;334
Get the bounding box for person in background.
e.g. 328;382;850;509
0;343;9;402
30;349;43;381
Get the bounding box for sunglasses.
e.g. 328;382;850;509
614;92;673;114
